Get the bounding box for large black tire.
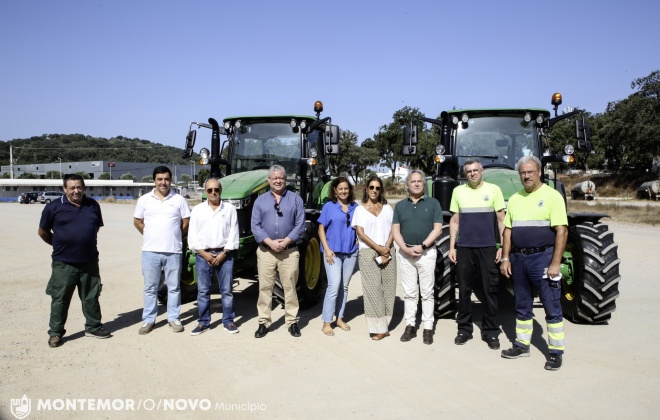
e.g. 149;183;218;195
562;221;621;323
274;221;326;310
434;224;457;318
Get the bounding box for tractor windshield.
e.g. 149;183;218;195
231;122;302;175
455;115;539;174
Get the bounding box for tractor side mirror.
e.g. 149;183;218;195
324;125;340;155
401;126;418;156
182;130;196;158
575;118;592;153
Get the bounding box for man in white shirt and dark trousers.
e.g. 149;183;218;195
187;178;240;335
134;166;191;334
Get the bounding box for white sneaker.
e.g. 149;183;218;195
168;320;184;333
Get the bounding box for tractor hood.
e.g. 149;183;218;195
482;168;523;201
219;170;270;199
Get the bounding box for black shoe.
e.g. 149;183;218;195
85;328;112;339
254;324;269;338
288;323;301;337
422;329;433;345
545;354;563;371
501;346;530;359
400;325;417;342
48;335;62;348
454;333;473;345
484;336;500;350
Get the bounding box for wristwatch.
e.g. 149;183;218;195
501;257;509;262
421;243;428;250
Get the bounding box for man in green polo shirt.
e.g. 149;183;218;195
449;158;505;350
392;169;443;345
500;155;568;371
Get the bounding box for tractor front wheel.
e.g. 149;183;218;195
434;224;457;318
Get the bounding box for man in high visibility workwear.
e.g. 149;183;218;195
500;155;567;371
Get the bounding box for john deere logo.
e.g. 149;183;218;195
10;395;31;419
483;195;490;202
538;200;545;207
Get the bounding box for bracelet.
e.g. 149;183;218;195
501;258;509;262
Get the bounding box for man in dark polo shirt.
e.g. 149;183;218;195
38;174;110;348
392;169;443;345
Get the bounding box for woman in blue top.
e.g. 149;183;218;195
318;177;358;336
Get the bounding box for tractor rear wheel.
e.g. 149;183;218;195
562;221;621;323
434;224;457;318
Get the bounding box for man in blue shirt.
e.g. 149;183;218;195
251;165;305;338
38;174;111;348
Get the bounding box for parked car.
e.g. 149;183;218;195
38;191;64;204
19;192;40;204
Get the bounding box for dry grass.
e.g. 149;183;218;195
568;200;660;225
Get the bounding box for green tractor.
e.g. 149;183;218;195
403;93;621;324
164;101;340;308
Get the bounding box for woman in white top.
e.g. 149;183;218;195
351;175;396;340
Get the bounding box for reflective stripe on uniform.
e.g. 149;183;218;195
547;321;565;351
511;220;551;227
515;318;533;347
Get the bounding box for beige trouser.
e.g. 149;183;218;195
256;246;300;327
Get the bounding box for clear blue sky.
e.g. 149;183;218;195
2;0;658;150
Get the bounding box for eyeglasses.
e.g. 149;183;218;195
274;203;283;217
346;212;350;227
368;185;381;191
518;170;537;177
206;188;220;193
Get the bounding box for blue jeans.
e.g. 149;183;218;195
142;251;181;323
322;252;357;323
195;253;235;326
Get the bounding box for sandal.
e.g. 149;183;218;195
336;318;351;331
371;332;390;341
322;322;335;336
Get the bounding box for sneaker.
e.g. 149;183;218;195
48;335;62;348
400;325;417;342
223;323;239;334
545;354;563;371
168;320;184;333
501;346;530;359
454;333;473;345
190;324;209;336
138;322;155;335
484;336;500;350
85;328;112;339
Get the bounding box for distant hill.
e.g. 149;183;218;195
0;134;198;166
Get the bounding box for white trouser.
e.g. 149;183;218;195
397;248;437;330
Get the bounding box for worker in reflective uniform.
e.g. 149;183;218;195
500;155;567;371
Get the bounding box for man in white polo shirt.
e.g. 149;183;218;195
134;166;191;334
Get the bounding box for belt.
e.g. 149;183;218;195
405;243;420;248
205;247;224;253
512;246;551;255
261;243;298;251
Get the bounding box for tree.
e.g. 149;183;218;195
99;172;111;180
19;172;37;179
1;172;9;179
600;70;660;170
45;170;63;179
141;175;153;182
120;172;137;181
329;130;379;182
179;174;191;184
76;171;91;179
198;168;210;187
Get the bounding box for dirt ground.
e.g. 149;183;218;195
1;202;659;419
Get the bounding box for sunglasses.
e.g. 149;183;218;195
274;203;283;217
346;212;350;227
368;185;381;191
206;188;221;194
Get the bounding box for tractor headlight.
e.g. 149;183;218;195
234;120;241;129
308;147;318;158
290;119;297;128
199;148;210;165
307;158;317;167
461;113;469;123
300;120;307;130
564;144;575;155
536;114;544;125
435;144;445;155
434;155;446;163
524;112;532;123
451;115;459;125
223;121;231;130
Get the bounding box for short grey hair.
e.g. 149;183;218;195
269;164;286;176
463;158;483;170
517;155;542;171
405;168;429;196
204;177;221;189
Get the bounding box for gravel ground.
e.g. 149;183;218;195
1;202;659;419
